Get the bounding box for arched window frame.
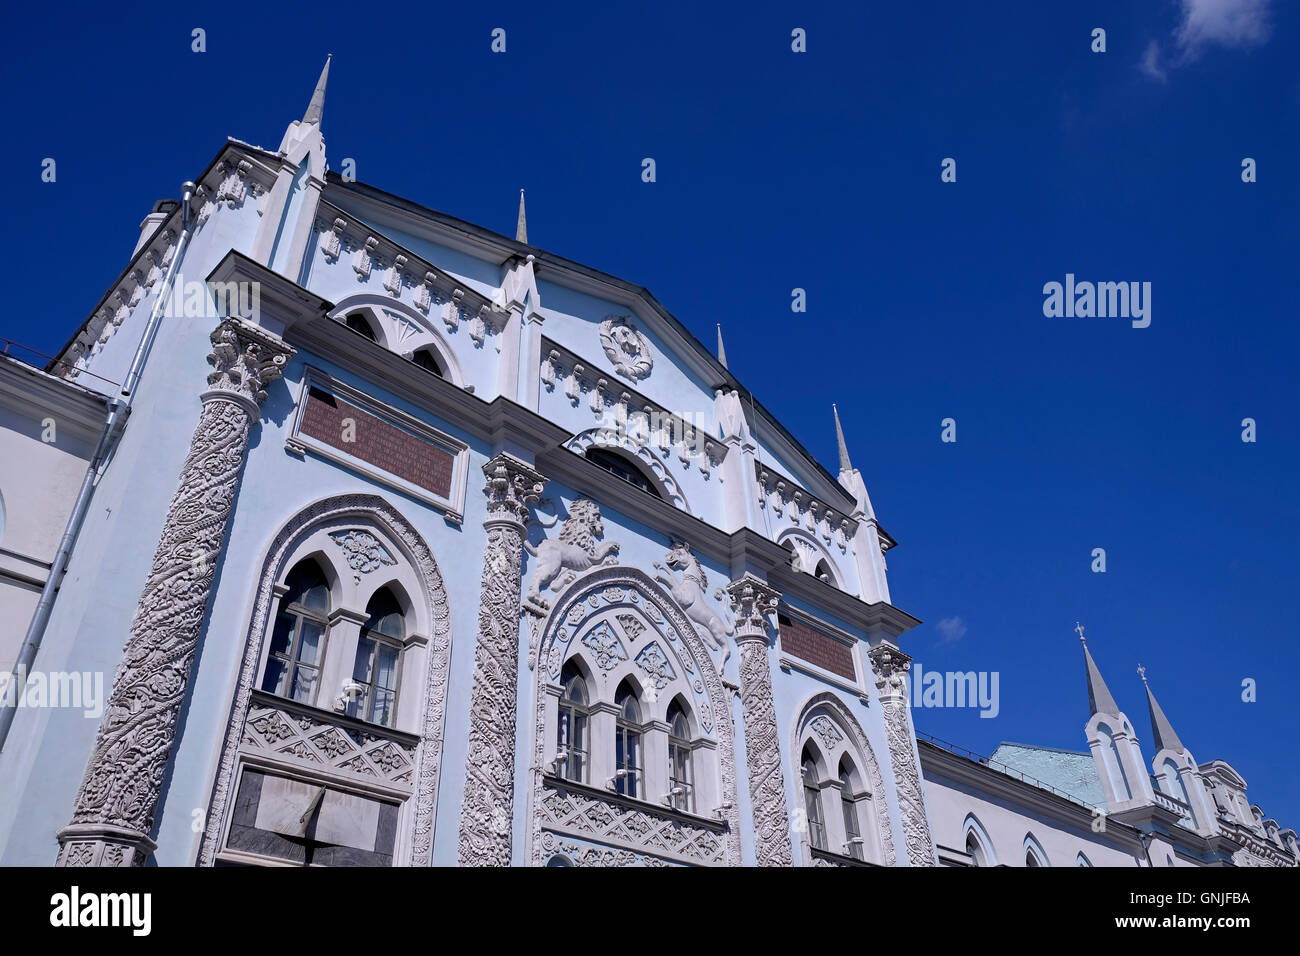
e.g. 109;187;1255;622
614;680;645;799
346;587;406;727
801;746;829;852
328;294;466;388
963;813;996;867
543;608;720;820
838;758;866;861
556;660;591;783
203;497;452;869
666;698;695;812
1023;832;1050;868
791;695;895;865
262;557;335;707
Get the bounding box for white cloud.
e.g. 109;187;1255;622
936;617;967;644
1176;0;1272;53
1141;0;1272;81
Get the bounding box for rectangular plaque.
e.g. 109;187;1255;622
778;613;855;681
300;386;455;499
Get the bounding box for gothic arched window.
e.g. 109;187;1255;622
614;681;643;798
667;699;694;812
839;759;864;861
347;587;404;727
802;748;827;851
262;559;330;704
557;661;589;783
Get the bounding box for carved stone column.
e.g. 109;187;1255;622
867;645;936;866
56;318;293;867
457;455;545;866
726;573;792;866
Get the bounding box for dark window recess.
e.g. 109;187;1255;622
585;448;661;499
411;349;443;377
345;314;378;341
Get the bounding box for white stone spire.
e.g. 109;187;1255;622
302;54;331;127
516;189;527;243
716;324;728;368
833;403;852;475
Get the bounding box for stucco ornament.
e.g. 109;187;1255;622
725;574;792;866
458;455;546;866
868;644;937;866
57;318;294;867
329;529;398;573
599;315;653;381
523;499;620;610
653;539;732;673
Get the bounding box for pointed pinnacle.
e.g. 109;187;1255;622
716;324;728;368
303;54;331;126
833;403;852;473
516;189;527;244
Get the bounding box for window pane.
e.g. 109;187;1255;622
371;688;396;727
298;620;324;667
374;643;399;691
290;664;318;703
261;657;288;695
352;637;375;683
268;613;295;658
301;583;329;611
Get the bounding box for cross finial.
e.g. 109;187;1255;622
1074;621;1086;644
1137;663;1147;684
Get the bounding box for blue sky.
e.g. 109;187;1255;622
1;2;1296;818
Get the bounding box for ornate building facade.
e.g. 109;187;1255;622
0;62;1291;868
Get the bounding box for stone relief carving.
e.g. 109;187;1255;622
458;456;546;866
726;574;792;867
526;568;742;866
522;498;620;611
58;320;294;867
634;642;676;690
198;494;453;868
599;315;653;381
868;645;937;867
540;832;672;867
811;714;844;750
654;540;732;672
581;622;628;672
244;698;417;785
329;529;398;574
539;785;725;865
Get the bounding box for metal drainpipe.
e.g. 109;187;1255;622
0;182;196;752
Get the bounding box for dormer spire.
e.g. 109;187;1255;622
833;403;852;474
302;54;331;127
1078;623;1121;717
1141;667;1186;754
716;324;728;368
516;189;527;243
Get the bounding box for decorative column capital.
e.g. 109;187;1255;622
868;644;912;698
203;317;295;416
482;454;546;527
725;574;780;645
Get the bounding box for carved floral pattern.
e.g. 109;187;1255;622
57;322;294;867
329;529;398;573
458;456;546;866
868;645;936;866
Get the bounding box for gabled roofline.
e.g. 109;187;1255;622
323;172;857;512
